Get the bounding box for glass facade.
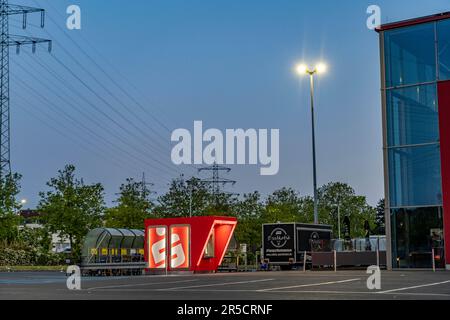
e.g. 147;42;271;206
391;207;444;268
438;19;450;80
386;84;439;147
383;20;448;268
388;145;442;208
384;23;436;88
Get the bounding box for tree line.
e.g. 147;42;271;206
0;164;385;263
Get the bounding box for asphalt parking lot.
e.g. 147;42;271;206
0;270;449;300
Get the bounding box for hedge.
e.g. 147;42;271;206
0;247;65;266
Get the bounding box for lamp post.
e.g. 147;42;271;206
189;183;193;218
336;203;341;240
296;62;327;225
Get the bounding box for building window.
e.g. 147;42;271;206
204;234;215;258
388;144;442;208
386;84;439;147
438;19;450;80
391;207;443;268
384;23;436;87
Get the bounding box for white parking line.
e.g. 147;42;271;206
257;278;361;292
159;279;275;291
265;290;450;298
378;280;450;294
86;279;198;291
143;288;450;298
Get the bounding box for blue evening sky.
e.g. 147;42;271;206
10;0;450;208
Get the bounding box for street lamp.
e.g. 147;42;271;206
20;199;27;206
296;62;327;225
335;203;341;240
186;178;194;218
189;181;193;218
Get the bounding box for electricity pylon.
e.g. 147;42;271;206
0;0;51;179
198;163;236;202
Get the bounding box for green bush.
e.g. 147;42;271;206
0;248;33;266
0;228;66;267
0;246;65;266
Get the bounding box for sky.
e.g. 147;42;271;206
9;0;450;208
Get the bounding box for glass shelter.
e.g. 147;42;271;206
82;228;145;265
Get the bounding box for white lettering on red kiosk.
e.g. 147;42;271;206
170;226;190;269
148;227;167;269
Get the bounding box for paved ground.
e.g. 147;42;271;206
0;270;449;300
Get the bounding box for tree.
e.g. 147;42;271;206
38;165;105;261
375;199;386;235
104;178;153;229
318;182;376;238
205;191;237;217
233;192;264;250
0;173;23;243
262;188;309;223
17;227;52;254
154;177;211;217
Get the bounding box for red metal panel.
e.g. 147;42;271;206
438;81;450;268
376;12;450;32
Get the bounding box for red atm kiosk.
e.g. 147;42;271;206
145;216;237;273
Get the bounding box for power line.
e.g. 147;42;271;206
49;52;171;157
17;1;197;178
12;76;164;178
12;57;179;178
13;93;135;174
10;13;178;153
32;0;176;135
24;50;184;177
14;17;187;175
28;0;203;170
13;93;175;187
22;7;174;159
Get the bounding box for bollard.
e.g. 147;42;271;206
303;251;307;272
377;249;380;267
432;248;436;272
334;250;337;273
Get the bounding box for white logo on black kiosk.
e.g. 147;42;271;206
268;228;290;248
310;231;322;250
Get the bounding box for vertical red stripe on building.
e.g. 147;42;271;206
438;81;450;268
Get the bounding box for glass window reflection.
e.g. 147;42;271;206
387;84;439;147
438;19;450;80
389;145;442;208
385;23;436;87
391;207;443;268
